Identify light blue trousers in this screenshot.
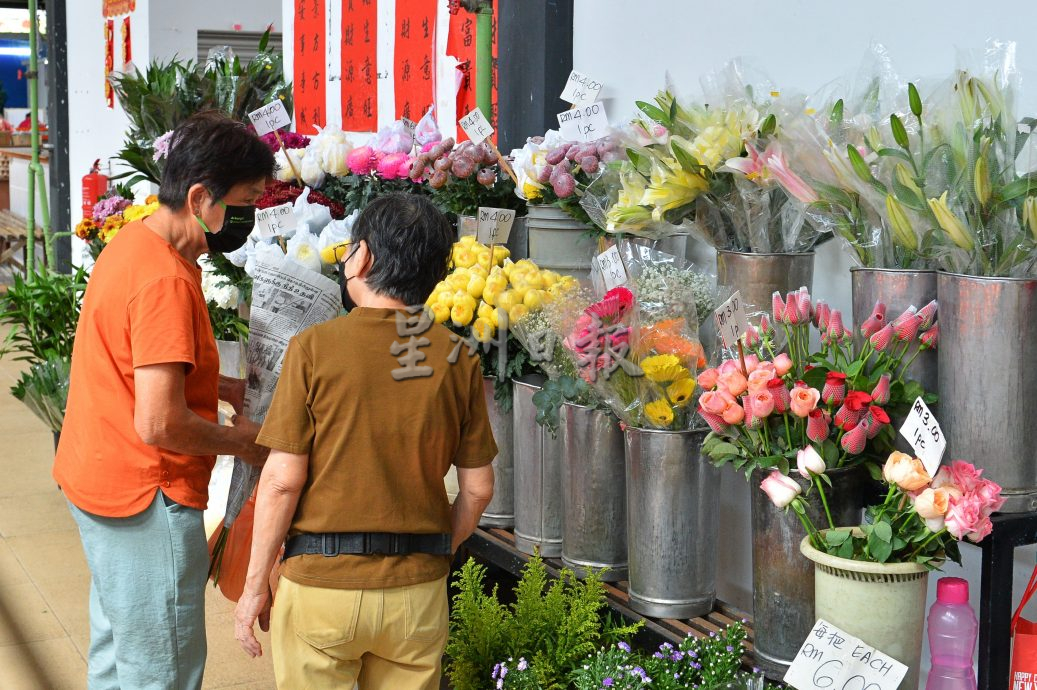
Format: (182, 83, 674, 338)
(68, 489, 208, 690)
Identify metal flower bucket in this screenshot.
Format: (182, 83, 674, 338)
(937, 271, 1037, 512)
(512, 375, 563, 557)
(560, 402, 627, 581)
(715, 250, 815, 315)
(525, 204, 597, 283)
(479, 376, 514, 528)
(624, 426, 719, 618)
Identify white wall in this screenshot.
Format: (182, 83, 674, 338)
(573, 0, 1037, 682)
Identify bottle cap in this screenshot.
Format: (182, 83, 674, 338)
(937, 577, 969, 605)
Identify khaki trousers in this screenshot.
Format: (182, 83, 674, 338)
(271, 575, 449, 690)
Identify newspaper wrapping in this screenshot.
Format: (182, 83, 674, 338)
(221, 256, 341, 527)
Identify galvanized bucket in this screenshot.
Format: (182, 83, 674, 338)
(624, 427, 719, 619)
(851, 267, 937, 392)
(938, 271, 1037, 512)
(512, 375, 564, 557)
(526, 204, 597, 282)
(560, 402, 627, 581)
(750, 466, 870, 679)
(479, 376, 515, 528)
(715, 250, 815, 315)
(457, 215, 528, 261)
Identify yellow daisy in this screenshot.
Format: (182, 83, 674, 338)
(640, 354, 689, 383)
(667, 378, 696, 407)
(644, 399, 674, 427)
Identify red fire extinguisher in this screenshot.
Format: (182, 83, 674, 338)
(81, 160, 109, 220)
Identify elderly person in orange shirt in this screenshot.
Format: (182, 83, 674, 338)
(55, 112, 271, 690)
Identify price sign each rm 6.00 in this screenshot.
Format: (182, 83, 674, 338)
(713, 290, 749, 350)
(783, 619, 908, 690)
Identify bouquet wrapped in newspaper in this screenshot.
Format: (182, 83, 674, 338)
(208, 244, 341, 592)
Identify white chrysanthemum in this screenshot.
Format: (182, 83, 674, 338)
(286, 227, 323, 274)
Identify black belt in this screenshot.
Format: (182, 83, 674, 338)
(283, 532, 452, 560)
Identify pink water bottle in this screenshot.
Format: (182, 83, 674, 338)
(925, 577, 977, 690)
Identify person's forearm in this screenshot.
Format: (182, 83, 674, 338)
(148, 408, 251, 458)
(450, 492, 492, 554)
(243, 466, 302, 595)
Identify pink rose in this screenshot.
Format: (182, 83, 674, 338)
(743, 354, 761, 373)
(870, 374, 891, 405)
(718, 370, 748, 397)
(754, 361, 776, 380)
(768, 379, 791, 414)
(797, 446, 826, 479)
(721, 402, 745, 425)
(718, 359, 741, 376)
(945, 494, 992, 542)
(790, 387, 821, 418)
(947, 460, 983, 493)
(747, 368, 773, 393)
(975, 479, 1005, 514)
(698, 368, 720, 390)
(760, 470, 801, 509)
(913, 487, 950, 520)
(750, 390, 775, 418)
(773, 353, 793, 377)
(700, 391, 730, 416)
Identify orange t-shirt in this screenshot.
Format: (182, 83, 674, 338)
(53, 221, 219, 517)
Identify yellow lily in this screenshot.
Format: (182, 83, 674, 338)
(927, 192, 975, 251)
(885, 195, 918, 252)
(894, 163, 923, 199)
(640, 157, 708, 221)
(973, 157, 991, 205)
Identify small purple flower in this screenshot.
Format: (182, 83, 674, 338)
(92, 195, 130, 224)
(152, 130, 175, 161)
(618, 642, 631, 653)
(517, 658, 528, 671)
(726, 645, 734, 652)
(653, 652, 664, 659)
(671, 651, 685, 661)
(492, 663, 501, 679)
(602, 679, 614, 688)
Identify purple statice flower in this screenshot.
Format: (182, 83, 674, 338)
(92, 195, 130, 224)
(617, 642, 631, 653)
(152, 130, 175, 161)
(671, 650, 685, 662)
(653, 652, 664, 659)
(492, 663, 501, 680)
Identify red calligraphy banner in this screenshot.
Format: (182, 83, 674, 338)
(293, 0, 326, 135)
(340, 0, 377, 131)
(447, 3, 498, 142)
(104, 19, 115, 109)
(393, 0, 435, 122)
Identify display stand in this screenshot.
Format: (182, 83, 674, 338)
(979, 511, 1037, 690)
(461, 527, 755, 664)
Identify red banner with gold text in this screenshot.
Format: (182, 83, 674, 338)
(447, 2, 497, 142)
(340, 0, 378, 131)
(393, 0, 435, 122)
(293, 0, 326, 134)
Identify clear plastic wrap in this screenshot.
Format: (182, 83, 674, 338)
(291, 187, 333, 238)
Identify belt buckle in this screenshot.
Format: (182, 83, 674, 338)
(321, 533, 339, 557)
(368, 533, 391, 554)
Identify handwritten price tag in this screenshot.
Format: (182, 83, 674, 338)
(248, 100, 292, 137)
(783, 619, 908, 690)
(401, 117, 417, 146)
(557, 102, 609, 143)
(458, 107, 494, 145)
(476, 207, 516, 245)
(595, 245, 628, 291)
(560, 70, 603, 106)
(898, 397, 946, 478)
(713, 291, 750, 350)
(255, 203, 297, 239)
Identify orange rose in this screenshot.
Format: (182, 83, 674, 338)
(913, 487, 950, 520)
(883, 452, 931, 492)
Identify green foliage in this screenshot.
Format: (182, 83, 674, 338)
(446, 555, 642, 690)
(321, 174, 428, 217)
(0, 269, 87, 365)
(531, 375, 595, 436)
(11, 357, 70, 433)
(430, 174, 526, 218)
(208, 303, 249, 342)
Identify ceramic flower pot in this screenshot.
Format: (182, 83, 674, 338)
(526, 204, 597, 283)
(560, 402, 627, 581)
(512, 375, 563, 557)
(937, 271, 1037, 512)
(624, 427, 719, 618)
(801, 534, 930, 690)
(749, 465, 870, 680)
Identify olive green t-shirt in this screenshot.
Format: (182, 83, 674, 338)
(256, 306, 497, 589)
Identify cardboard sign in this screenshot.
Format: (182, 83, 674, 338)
(476, 207, 516, 245)
(560, 70, 603, 106)
(713, 290, 750, 350)
(255, 203, 298, 240)
(458, 107, 494, 145)
(595, 245, 628, 291)
(248, 101, 292, 137)
(899, 397, 946, 478)
(557, 102, 609, 143)
(783, 619, 909, 690)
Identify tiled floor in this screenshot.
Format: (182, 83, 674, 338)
(0, 352, 275, 688)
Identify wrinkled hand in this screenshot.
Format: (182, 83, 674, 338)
(230, 415, 269, 468)
(234, 587, 271, 658)
(218, 375, 247, 416)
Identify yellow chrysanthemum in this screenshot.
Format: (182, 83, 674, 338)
(640, 354, 689, 383)
(644, 399, 674, 427)
(667, 378, 696, 408)
(123, 201, 160, 223)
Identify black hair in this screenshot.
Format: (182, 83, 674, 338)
(350, 193, 454, 306)
(158, 111, 276, 210)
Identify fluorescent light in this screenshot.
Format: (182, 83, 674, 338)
(0, 47, 30, 57)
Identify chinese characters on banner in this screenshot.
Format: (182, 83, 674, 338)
(393, 0, 436, 122)
(104, 19, 115, 109)
(447, 0, 498, 142)
(121, 16, 132, 69)
(340, 0, 377, 131)
(293, 0, 326, 134)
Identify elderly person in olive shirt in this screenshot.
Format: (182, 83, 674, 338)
(234, 194, 496, 690)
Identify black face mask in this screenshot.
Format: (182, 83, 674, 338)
(339, 268, 357, 312)
(203, 204, 256, 254)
